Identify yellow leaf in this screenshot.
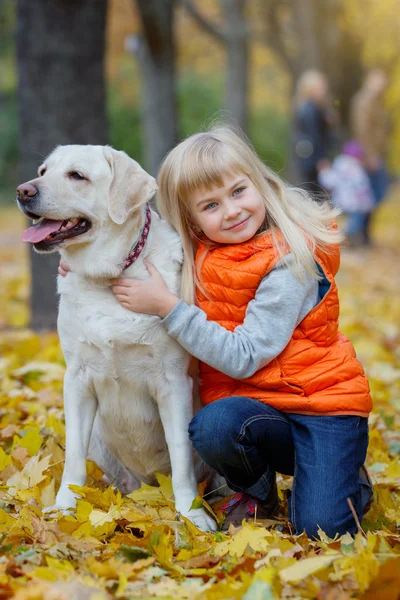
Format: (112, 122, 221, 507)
(119, 503, 152, 523)
(40, 478, 56, 507)
(12, 361, 65, 384)
(13, 427, 43, 456)
(151, 530, 184, 575)
(155, 472, 174, 498)
(279, 555, 337, 584)
(89, 507, 118, 526)
(116, 572, 128, 597)
(362, 557, 400, 600)
(127, 482, 166, 505)
(7, 453, 51, 488)
(0, 447, 12, 472)
(214, 523, 271, 557)
(352, 549, 380, 593)
(72, 521, 93, 538)
(30, 566, 58, 582)
(69, 484, 121, 510)
(46, 556, 74, 576)
(386, 459, 400, 480)
(17, 486, 41, 503)
(0, 507, 17, 532)
(76, 499, 93, 523)
(46, 414, 65, 439)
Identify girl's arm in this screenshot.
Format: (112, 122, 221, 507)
(112, 255, 319, 380)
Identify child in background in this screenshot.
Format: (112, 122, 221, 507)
(318, 140, 375, 246)
(60, 127, 373, 538)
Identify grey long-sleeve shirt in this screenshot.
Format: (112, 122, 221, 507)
(161, 254, 320, 379)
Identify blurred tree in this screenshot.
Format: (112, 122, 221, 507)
(344, 0, 400, 171)
(258, 0, 362, 125)
(183, 0, 249, 133)
(0, 0, 18, 195)
(131, 0, 178, 175)
(16, 0, 108, 331)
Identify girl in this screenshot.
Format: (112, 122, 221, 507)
(318, 140, 375, 247)
(61, 127, 373, 538)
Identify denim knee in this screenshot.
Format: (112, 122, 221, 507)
(189, 399, 239, 466)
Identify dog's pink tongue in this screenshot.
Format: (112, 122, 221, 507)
(22, 219, 63, 243)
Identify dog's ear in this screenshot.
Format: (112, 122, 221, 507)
(103, 147, 157, 225)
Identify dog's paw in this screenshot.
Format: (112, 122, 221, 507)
(180, 507, 217, 532)
(43, 485, 78, 517)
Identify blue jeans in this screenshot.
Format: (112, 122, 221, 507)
(346, 164, 390, 243)
(368, 164, 390, 205)
(189, 397, 371, 538)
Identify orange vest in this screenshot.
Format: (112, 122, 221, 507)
(196, 232, 372, 416)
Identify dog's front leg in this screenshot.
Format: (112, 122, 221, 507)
(52, 367, 97, 511)
(156, 374, 216, 532)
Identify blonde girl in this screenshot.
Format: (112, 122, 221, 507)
(66, 126, 373, 536)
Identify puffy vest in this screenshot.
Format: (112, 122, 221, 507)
(196, 232, 372, 416)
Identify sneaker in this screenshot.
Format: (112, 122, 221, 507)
(360, 464, 374, 514)
(220, 481, 279, 530)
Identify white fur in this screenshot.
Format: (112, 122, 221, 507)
(19, 145, 216, 531)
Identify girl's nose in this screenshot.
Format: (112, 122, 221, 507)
(224, 205, 241, 220)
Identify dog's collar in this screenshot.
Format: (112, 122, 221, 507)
(123, 203, 152, 270)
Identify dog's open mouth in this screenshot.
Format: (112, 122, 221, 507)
(22, 215, 92, 249)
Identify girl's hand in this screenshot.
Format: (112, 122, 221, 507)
(111, 259, 179, 318)
(58, 258, 71, 277)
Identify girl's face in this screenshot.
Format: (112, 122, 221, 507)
(189, 173, 266, 244)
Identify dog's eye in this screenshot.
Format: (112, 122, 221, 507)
(39, 168, 46, 177)
(69, 171, 86, 181)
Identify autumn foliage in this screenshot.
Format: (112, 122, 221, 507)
(1, 196, 400, 598)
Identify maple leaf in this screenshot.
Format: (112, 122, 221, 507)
(12, 427, 43, 456)
(214, 523, 272, 557)
(6, 453, 51, 489)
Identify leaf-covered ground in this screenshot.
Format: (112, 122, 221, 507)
(1, 195, 400, 599)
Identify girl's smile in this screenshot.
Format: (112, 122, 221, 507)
(190, 174, 266, 244)
(225, 215, 251, 231)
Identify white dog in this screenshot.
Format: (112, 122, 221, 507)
(17, 145, 216, 531)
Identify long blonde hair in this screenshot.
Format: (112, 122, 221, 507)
(157, 126, 343, 304)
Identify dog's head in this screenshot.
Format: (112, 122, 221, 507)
(16, 145, 157, 253)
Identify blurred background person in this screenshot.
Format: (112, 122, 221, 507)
(350, 69, 391, 245)
(292, 69, 338, 198)
(318, 140, 375, 247)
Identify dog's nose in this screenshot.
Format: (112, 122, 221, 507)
(16, 182, 38, 204)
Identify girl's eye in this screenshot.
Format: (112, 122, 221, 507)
(233, 186, 245, 196)
(204, 202, 218, 211)
(69, 171, 86, 181)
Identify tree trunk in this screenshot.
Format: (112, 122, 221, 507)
(290, 0, 362, 126)
(221, 0, 249, 134)
(16, 0, 108, 331)
(135, 0, 178, 176)
(314, 0, 362, 127)
(291, 0, 322, 74)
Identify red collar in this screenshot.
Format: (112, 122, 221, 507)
(123, 204, 151, 270)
